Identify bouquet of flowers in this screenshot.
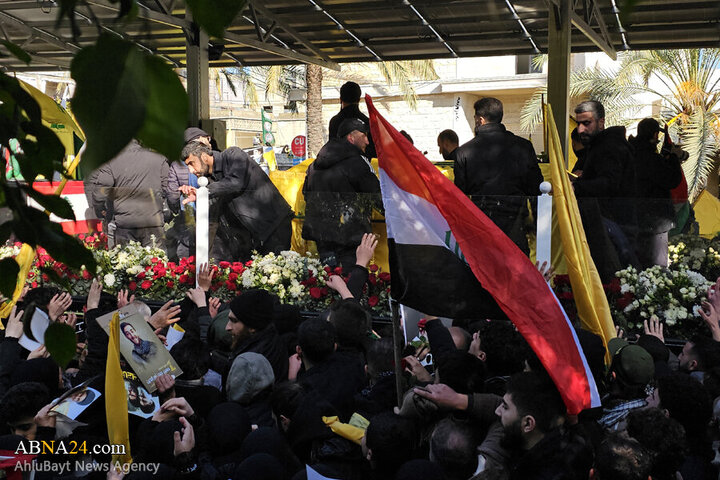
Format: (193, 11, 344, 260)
(668, 234, 720, 281)
(610, 265, 712, 339)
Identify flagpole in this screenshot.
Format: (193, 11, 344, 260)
(390, 298, 404, 407)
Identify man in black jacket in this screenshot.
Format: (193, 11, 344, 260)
(454, 98, 543, 254)
(328, 82, 376, 159)
(629, 118, 683, 268)
(88, 139, 169, 249)
(302, 118, 380, 268)
(572, 100, 640, 269)
(180, 143, 293, 262)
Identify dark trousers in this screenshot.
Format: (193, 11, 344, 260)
(256, 217, 292, 255)
(115, 226, 166, 250)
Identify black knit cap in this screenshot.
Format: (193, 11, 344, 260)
(184, 127, 210, 144)
(229, 289, 275, 330)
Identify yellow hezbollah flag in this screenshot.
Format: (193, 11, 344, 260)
(0, 244, 36, 323)
(263, 146, 278, 172)
(546, 105, 615, 360)
(105, 313, 132, 466)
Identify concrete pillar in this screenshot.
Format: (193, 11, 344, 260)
(547, 0, 571, 162)
(186, 23, 210, 126)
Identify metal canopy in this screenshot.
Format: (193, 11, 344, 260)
(0, 0, 717, 71)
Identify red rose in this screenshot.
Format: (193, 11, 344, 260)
(245, 260, 253, 267)
(333, 267, 343, 275)
(82, 269, 92, 280)
(226, 281, 237, 291)
(145, 265, 152, 271)
(228, 273, 238, 282)
(309, 287, 322, 299)
(369, 264, 379, 272)
(141, 280, 152, 290)
(167, 280, 174, 288)
(86, 236, 96, 243)
(616, 292, 634, 310)
(188, 256, 195, 264)
(306, 276, 317, 286)
(232, 265, 244, 274)
(219, 261, 230, 269)
(368, 296, 379, 307)
(378, 272, 391, 282)
(31, 281, 38, 288)
(323, 266, 332, 274)
(368, 275, 377, 285)
(417, 318, 428, 330)
(151, 257, 159, 264)
(608, 277, 621, 294)
(167, 262, 176, 269)
(129, 281, 137, 291)
(137, 272, 146, 280)
(179, 274, 189, 284)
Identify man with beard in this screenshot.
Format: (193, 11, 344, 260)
(454, 97, 543, 254)
(494, 372, 591, 480)
(223, 289, 287, 381)
(180, 142, 293, 262)
(572, 100, 639, 269)
(677, 334, 720, 382)
(437, 129, 459, 161)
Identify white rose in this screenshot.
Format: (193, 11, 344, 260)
(103, 273, 116, 287)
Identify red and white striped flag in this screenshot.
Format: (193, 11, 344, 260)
(367, 95, 600, 414)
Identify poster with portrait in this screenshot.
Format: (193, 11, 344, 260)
(123, 371, 160, 418)
(97, 310, 182, 393)
(51, 377, 102, 420)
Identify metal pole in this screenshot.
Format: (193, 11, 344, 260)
(390, 299, 405, 408)
(196, 176, 209, 286)
(536, 181, 553, 268)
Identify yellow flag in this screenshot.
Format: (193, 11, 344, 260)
(106, 313, 132, 466)
(0, 244, 37, 323)
(322, 416, 366, 445)
(263, 146, 278, 172)
(546, 105, 615, 361)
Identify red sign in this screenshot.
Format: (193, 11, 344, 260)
(291, 135, 306, 157)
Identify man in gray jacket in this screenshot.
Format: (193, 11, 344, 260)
(87, 139, 169, 248)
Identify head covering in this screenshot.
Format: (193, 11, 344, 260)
(227, 352, 275, 404)
(637, 118, 661, 140)
(233, 453, 286, 480)
(184, 127, 210, 144)
(229, 289, 275, 330)
(337, 118, 369, 138)
(610, 340, 655, 387)
(240, 427, 300, 474)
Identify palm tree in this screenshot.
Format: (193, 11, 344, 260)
(521, 49, 720, 200)
(306, 64, 324, 157)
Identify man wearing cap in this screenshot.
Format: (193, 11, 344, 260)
(597, 338, 655, 431)
(180, 142, 293, 261)
(224, 289, 287, 381)
(302, 117, 381, 268)
(328, 81, 376, 159)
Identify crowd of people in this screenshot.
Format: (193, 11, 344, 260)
(0, 81, 714, 480)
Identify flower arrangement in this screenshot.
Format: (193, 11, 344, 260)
(609, 265, 712, 339)
(668, 234, 720, 281)
(0, 239, 393, 316)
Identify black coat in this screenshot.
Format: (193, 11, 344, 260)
(208, 147, 293, 242)
(629, 136, 682, 232)
(228, 324, 288, 383)
(454, 123, 543, 249)
(573, 126, 637, 228)
(302, 138, 380, 247)
(328, 104, 376, 159)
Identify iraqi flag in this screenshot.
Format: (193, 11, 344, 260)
(367, 96, 600, 414)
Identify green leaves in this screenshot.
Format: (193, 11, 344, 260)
(0, 258, 19, 298)
(1, 41, 31, 65)
(71, 34, 188, 177)
(185, 0, 249, 38)
(23, 185, 76, 220)
(45, 322, 77, 368)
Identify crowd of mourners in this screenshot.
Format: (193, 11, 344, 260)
(1, 227, 720, 480)
(0, 82, 717, 480)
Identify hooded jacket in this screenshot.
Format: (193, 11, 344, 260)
(302, 138, 380, 246)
